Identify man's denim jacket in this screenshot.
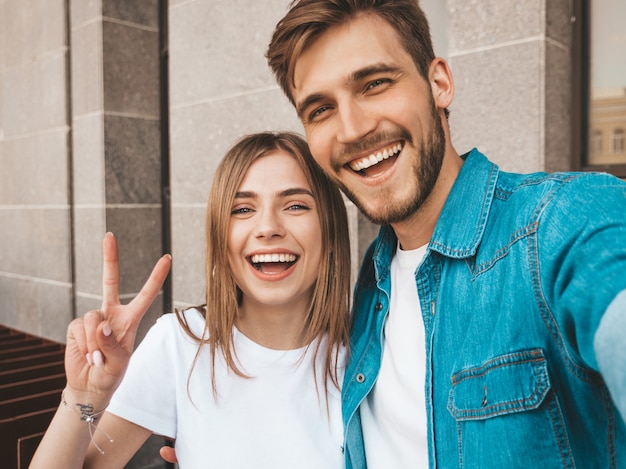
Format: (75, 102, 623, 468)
(342, 149, 626, 468)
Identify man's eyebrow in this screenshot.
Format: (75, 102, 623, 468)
(349, 63, 402, 84)
(295, 63, 403, 118)
(296, 93, 326, 119)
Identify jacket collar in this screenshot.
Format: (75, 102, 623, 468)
(373, 149, 498, 270)
(430, 148, 499, 259)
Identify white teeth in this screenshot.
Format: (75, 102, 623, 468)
(349, 143, 403, 171)
(251, 253, 297, 264)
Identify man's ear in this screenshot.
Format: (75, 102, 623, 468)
(429, 57, 454, 109)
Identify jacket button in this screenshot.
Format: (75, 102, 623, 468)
(356, 373, 365, 383)
(375, 303, 382, 311)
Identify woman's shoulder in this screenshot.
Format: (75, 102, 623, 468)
(152, 307, 207, 341)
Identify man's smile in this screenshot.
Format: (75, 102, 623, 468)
(347, 142, 403, 177)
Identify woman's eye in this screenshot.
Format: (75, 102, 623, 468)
(231, 207, 253, 215)
(287, 203, 310, 211)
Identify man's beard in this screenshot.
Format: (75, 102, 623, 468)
(341, 109, 446, 226)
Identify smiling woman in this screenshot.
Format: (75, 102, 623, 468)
(30, 132, 352, 469)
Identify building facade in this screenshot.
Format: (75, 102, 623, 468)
(0, 0, 597, 466)
(0, 0, 581, 342)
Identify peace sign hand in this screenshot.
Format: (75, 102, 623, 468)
(63, 233, 171, 406)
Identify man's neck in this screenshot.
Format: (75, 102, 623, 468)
(393, 148, 463, 250)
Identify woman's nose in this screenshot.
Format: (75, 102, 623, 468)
(254, 211, 285, 239)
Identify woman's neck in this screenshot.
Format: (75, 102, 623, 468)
(235, 303, 309, 350)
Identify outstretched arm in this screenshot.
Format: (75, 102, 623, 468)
(30, 233, 171, 468)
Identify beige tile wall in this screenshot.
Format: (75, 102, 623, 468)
(0, 0, 577, 341)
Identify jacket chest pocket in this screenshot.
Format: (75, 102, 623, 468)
(448, 349, 550, 420)
(446, 349, 574, 468)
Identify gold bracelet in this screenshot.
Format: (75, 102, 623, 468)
(61, 388, 114, 454)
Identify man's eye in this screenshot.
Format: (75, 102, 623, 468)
(367, 78, 391, 90)
(309, 105, 330, 121)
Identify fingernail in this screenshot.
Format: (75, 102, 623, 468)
(86, 353, 94, 366)
(93, 350, 104, 368)
(103, 323, 112, 337)
(105, 232, 114, 238)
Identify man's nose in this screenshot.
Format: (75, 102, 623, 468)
(336, 99, 377, 143)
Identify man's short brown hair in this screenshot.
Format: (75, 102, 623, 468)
(266, 0, 436, 105)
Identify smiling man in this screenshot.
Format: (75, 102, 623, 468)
(267, 0, 626, 468)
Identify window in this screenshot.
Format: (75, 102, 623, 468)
(613, 128, 625, 154)
(591, 129, 603, 156)
(574, 0, 626, 176)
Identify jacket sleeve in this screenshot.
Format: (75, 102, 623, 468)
(538, 173, 626, 423)
(595, 289, 626, 422)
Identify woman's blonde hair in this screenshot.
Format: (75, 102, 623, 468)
(177, 131, 351, 395)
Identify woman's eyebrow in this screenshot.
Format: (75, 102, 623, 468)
(234, 187, 313, 199)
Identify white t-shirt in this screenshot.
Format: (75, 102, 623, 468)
(107, 310, 346, 469)
(360, 243, 429, 467)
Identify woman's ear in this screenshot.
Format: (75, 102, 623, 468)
(429, 57, 454, 110)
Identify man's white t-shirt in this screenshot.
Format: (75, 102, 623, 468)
(360, 243, 429, 467)
(107, 310, 345, 469)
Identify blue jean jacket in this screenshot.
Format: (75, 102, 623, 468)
(342, 149, 626, 468)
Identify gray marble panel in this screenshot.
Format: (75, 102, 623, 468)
(73, 207, 163, 299)
(449, 41, 543, 173)
(2, 0, 29, 68)
(0, 63, 29, 136)
(0, 207, 71, 282)
(0, 275, 72, 342)
(70, 0, 101, 28)
(102, 21, 159, 116)
(38, 0, 67, 54)
(448, 0, 542, 53)
(169, 88, 300, 205)
(135, 294, 167, 346)
(168, 0, 288, 106)
(170, 206, 206, 307)
(38, 281, 74, 342)
(0, 209, 29, 273)
(2, 51, 68, 136)
(0, 142, 9, 203)
(105, 206, 163, 295)
(544, 42, 572, 172)
(0, 277, 19, 328)
(75, 295, 101, 320)
(73, 206, 107, 296)
(0, 129, 69, 205)
(70, 20, 104, 117)
(104, 114, 161, 204)
(546, 0, 572, 46)
(103, 0, 158, 29)
(0, 1, 5, 70)
(73, 114, 106, 206)
(0, 276, 38, 333)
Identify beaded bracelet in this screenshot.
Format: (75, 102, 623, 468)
(61, 388, 114, 454)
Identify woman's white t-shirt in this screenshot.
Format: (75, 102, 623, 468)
(107, 310, 346, 469)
